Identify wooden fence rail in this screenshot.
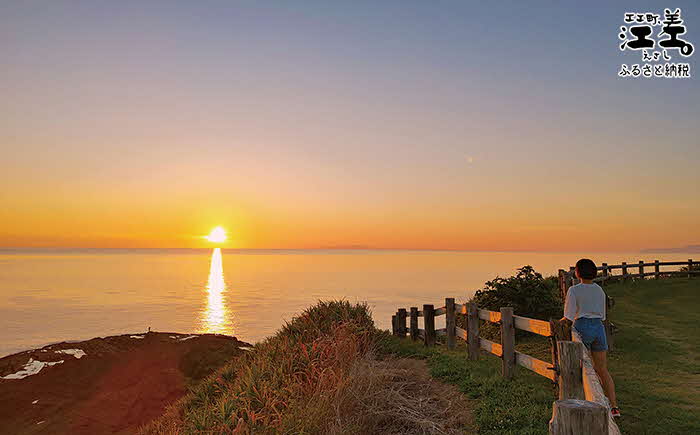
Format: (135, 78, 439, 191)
(571, 330, 621, 435)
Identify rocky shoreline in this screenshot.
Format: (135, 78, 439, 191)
(0, 332, 250, 434)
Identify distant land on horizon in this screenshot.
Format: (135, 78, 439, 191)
(640, 245, 700, 254)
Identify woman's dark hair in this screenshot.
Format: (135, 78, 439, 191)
(576, 258, 598, 280)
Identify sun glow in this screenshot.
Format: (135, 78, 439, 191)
(205, 226, 227, 243)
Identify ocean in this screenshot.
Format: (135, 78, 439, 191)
(0, 248, 694, 357)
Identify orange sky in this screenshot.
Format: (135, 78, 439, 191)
(1, 3, 698, 251)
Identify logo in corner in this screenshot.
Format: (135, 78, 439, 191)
(618, 8, 694, 78)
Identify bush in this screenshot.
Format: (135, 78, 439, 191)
(470, 265, 562, 321)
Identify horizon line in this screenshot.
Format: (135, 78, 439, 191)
(2, 246, 697, 254)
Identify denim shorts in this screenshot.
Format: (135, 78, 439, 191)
(573, 317, 608, 352)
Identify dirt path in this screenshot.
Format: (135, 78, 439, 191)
(339, 356, 476, 434)
(0, 332, 249, 435)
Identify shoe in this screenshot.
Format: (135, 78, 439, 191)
(611, 407, 621, 418)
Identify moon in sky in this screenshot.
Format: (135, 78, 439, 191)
(205, 226, 227, 243)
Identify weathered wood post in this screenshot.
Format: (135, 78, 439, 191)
(621, 262, 628, 280)
(500, 307, 515, 380)
(549, 399, 608, 435)
(557, 341, 584, 400)
(601, 263, 608, 280)
(557, 269, 567, 301)
(549, 319, 568, 385)
(397, 308, 407, 338)
(654, 260, 660, 279)
(467, 302, 479, 360)
(549, 319, 559, 385)
(638, 260, 644, 280)
(445, 298, 456, 349)
(409, 307, 419, 341)
(391, 314, 397, 336)
(423, 304, 436, 347)
(689, 259, 694, 278)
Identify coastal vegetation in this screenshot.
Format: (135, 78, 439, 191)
(143, 301, 472, 434)
(144, 270, 699, 434)
(470, 266, 561, 321)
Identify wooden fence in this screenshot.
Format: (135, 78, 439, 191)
(390, 300, 620, 434)
(390, 260, 697, 432)
(558, 258, 698, 299)
(391, 299, 558, 381)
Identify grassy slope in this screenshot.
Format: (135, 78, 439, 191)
(143, 301, 377, 434)
(604, 278, 700, 434)
(382, 278, 700, 434)
(143, 301, 474, 434)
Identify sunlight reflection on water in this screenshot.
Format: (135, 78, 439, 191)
(200, 248, 232, 334)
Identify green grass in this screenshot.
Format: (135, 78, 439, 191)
(377, 335, 555, 434)
(604, 278, 700, 434)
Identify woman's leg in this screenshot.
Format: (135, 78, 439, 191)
(591, 350, 618, 408)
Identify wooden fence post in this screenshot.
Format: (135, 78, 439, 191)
(601, 263, 608, 280)
(445, 298, 456, 349)
(391, 314, 397, 336)
(557, 341, 584, 400)
(639, 260, 644, 279)
(549, 319, 563, 385)
(549, 399, 608, 435)
(621, 262, 628, 280)
(397, 308, 407, 337)
(500, 307, 515, 379)
(467, 302, 479, 360)
(557, 269, 566, 302)
(654, 260, 660, 279)
(689, 259, 694, 278)
(423, 304, 436, 347)
(410, 307, 418, 341)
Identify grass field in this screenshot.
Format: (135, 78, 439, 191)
(604, 277, 700, 434)
(382, 277, 700, 434)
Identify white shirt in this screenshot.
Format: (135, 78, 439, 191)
(564, 283, 606, 321)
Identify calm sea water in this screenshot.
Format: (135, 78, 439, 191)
(0, 248, 693, 356)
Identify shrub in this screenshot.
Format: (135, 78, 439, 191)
(470, 265, 562, 320)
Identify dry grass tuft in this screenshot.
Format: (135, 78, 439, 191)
(329, 356, 473, 434)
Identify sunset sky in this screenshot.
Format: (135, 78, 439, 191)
(1, 1, 698, 251)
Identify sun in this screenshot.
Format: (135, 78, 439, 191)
(205, 226, 227, 243)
